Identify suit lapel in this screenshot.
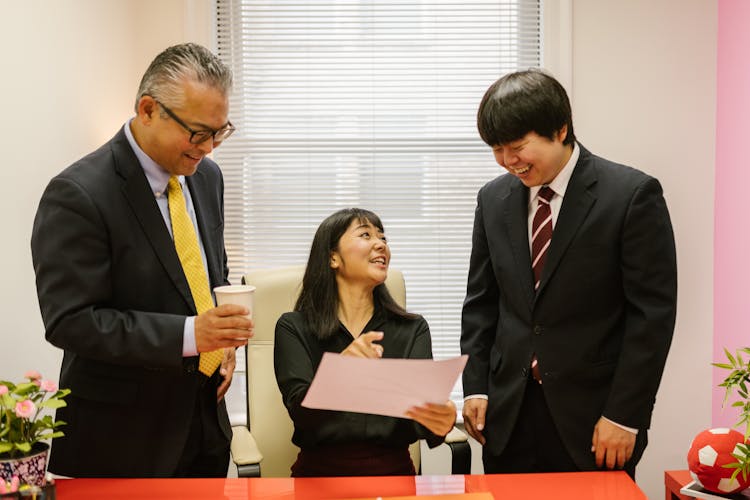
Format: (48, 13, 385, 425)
(535, 147, 598, 299)
(112, 131, 197, 313)
(504, 182, 536, 306)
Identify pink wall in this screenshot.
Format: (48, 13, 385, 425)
(713, 0, 750, 428)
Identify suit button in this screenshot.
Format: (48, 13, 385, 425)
(533, 325, 543, 335)
(184, 358, 197, 373)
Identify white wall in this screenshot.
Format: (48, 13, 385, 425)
(0, 0, 192, 379)
(0, 1, 715, 499)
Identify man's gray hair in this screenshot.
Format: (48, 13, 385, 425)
(134, 43, 233, 111)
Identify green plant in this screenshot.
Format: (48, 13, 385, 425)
(0, 371, 70, 458)
(714, 347, 750, 482)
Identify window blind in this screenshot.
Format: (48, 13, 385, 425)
(215, 0, 541, 410)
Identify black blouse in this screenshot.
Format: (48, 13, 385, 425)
(274, 307, 446, 451)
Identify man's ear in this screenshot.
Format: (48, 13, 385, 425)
(556, 124, 568, 144)
(137, 95, 158, 123)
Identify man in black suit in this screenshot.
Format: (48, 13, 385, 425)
(460, 69, 677, 477)
(31, 43, 253, 477)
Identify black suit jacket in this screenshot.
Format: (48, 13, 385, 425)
(460, 145, 677, 469)
(31, 128, 231, 477)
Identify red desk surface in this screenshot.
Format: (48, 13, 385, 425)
(56, 471, 647, 499)
(664, 470, 694, 500)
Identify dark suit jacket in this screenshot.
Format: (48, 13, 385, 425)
(31, 128, 231, 477)
(460, 145, 677, 470)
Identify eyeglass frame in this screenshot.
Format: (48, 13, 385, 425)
(154, 99, 235, 145)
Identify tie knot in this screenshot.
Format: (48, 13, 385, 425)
(168, 176, 181, 193)
(538, 186, 555, 203)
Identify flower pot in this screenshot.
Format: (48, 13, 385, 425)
(0, 443, 49, 487)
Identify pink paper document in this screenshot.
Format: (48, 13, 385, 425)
(301, 353, 468, 418)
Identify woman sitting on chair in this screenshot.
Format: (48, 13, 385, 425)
(274, 207, 457, 477)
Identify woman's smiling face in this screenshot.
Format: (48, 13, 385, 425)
(330, 218, 390, 288)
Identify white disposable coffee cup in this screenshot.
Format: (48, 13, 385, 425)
(213, 285, 255, 320)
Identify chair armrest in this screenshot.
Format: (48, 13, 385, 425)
(231, 426, 263, 477)
(445, 426, 469, 443)
(445, 426, 471, 474)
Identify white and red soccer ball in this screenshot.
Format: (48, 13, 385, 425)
(687, 428, 750, 494)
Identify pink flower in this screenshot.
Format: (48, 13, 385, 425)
(24, 370, 42, 381)
(0, 385, 7, 395)
(0, 477, 17, 493)
(14, 399, 35, 419)
(40, 379, 58, 392)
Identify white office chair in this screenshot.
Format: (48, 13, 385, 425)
(230, 265, 470, 477)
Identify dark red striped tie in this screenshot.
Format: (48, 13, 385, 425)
(530, 186, 555, 383)
(531, 186, 555, 291)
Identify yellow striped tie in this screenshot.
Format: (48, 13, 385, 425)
(168, 176, 223, 376)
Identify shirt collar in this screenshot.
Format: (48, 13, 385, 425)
(529, 142, 580, 203)
(123, 119, 184, 196)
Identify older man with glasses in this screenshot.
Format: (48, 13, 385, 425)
(31, 43, 253, 478)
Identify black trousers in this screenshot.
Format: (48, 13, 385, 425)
(482, 380, 639, 479)
(173, 374, 230, 478)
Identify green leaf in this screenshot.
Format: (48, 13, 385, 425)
(725, 347, 735, 365)
(36, 431, 64, 440)
(12, 383, 38, 397)
(1, 394, 14, 407)
(713, 363, 733, 369)
(14, 442, 31, 453)
(0, 442, 11, 454)
(36, 415, 54, 425)
(38, 398, 67, 409)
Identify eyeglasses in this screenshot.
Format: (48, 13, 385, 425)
(156, 100, 235, 145)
